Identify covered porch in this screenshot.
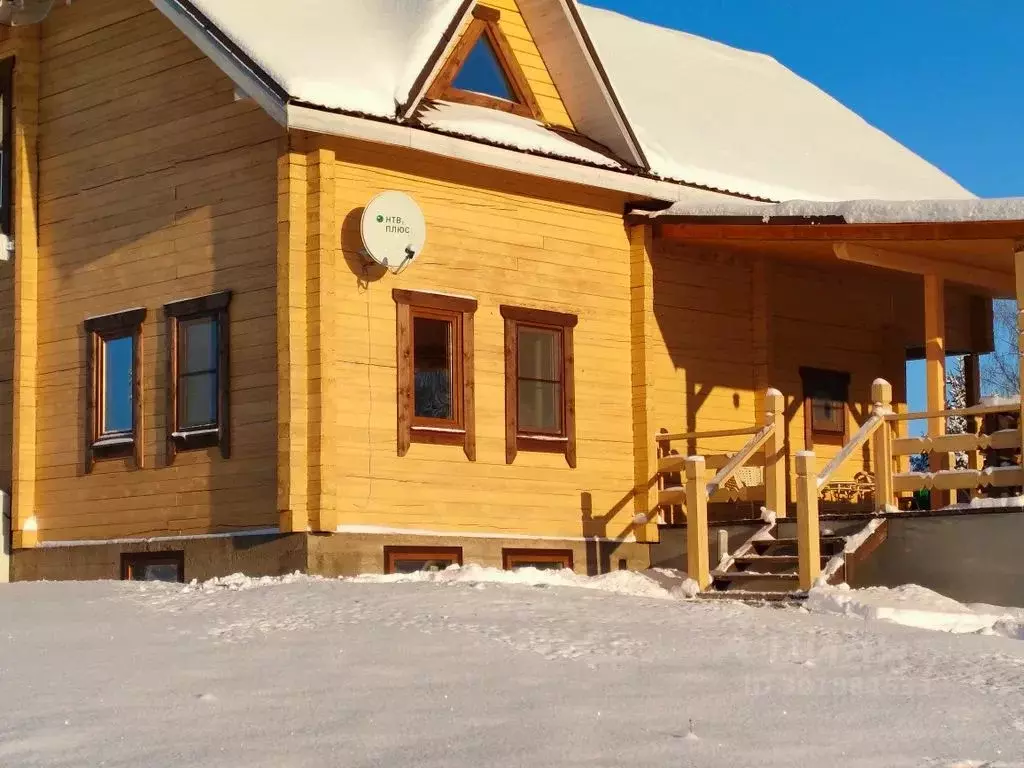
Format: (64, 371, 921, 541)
(629, 199, 1024, 592)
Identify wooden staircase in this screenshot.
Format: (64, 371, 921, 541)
(708, 520, 886, 596)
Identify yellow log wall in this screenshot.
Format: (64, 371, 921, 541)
(28, 0, 282, 542)
(649, 241, 759, 460)
(320, 136, 637, 540)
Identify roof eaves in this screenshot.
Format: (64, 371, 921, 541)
(397, 0, 477, 121)
(153, 0, 289, 123)
(562, 0, 649, 171)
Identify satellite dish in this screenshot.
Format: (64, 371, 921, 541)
(0, 0, 56, 26)
(360, 191, 427, 273)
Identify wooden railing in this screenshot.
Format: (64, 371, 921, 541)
(794, 379, 895, 590)
(795, 379, 1023, 591)
(655, 389, 786, 590)
(886, 400, 1023, 502)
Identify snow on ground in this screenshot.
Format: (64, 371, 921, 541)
(2, 571, 1024, 767)
(808, 584, 1024, 638)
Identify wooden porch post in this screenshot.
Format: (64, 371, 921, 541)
(794, 451, 821, 591)
(684, 456, 711, 591)
(1015, 247, 1024, 453)
(923, 274, 950, 508)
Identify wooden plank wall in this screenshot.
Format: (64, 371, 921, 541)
(648, 241, 758, 460)
(323, 136, 637, 541)
(770, 260, 910, 483)
(29, 0, 282, 541)
(486, 0, 576, 130)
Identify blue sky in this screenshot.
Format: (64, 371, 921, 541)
(588, 1, 1021, 420)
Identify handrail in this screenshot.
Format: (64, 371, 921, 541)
(656, 425, 761, 443)
(886, 402, 1020, 422)
(816, 410, 887, 490)
(707, 422, 775, 496)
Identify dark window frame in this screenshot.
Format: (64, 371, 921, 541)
(501, 306, 577, 467)
(799, 366, 851, 448)
(394, 289, 477, 461)
(425, 6, 542, 120)
(121, 551, 185, 583)
(165, 291, 232, 461)
(502, 548, 574, 571)
(84, 308, 147, 472)
(384, 546, 464, 575)
(0, 57, 13, 244)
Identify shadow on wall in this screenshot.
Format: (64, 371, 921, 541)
(40, 39, 284, 539)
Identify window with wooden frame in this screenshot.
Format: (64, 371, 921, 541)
(501, 306, 577, 467)
(800, 367, 851, 447)
(85, 308, 146, 471)
(165, 291, 231, 460)
(425, 5, 542, 120)
(0, 57, 13, 249)
(384, 546, 464, 575)
(121, 551, 185, 583)
(394, 289, 477, 460)
(502, 548, 574, 572)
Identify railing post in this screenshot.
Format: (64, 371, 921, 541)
(871, 378, 894, 513)
(764, 388, 787, 518)
(684, 456, 711, 591)
(795, 451, 821, 591)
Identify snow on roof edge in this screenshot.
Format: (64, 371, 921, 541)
(642, 197, 1024, 225)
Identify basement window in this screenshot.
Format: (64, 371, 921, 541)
(394, 289, 477, 460)
(502, 549, 573, 571)
(165, 291, 232, 460)
(85, 308, 147, 470)
(800, 367, 851, 447)
(121, 552, 185, 583)
(384, 546, 463, 575)
(501, 306, 578, 467)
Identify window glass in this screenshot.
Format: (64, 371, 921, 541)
(452, 35, 516, 101)
(102, 335, 134, 435)
(517, 327, 562, 433)
(392, 558, 456, 574)
(413, 316, 453, 420)
(178, 316, 219, 430)
(138, 562, 181, 582)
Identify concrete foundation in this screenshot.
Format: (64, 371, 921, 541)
(11, 531, 651, 582)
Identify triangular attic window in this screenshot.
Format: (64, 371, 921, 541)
(426, 5, 541, 120)
(452, 35, 516, 102)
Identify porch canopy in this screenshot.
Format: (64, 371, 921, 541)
(633, 196, 1024, 469)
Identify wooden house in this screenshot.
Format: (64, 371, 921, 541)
(2, 0, 1022, 589)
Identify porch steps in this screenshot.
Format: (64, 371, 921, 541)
(709, 521, 885, 595)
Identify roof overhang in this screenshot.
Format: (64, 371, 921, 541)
(634, 199, 1024, 299)
(153, 0, 288, 125)
(288, 103, 730, 204)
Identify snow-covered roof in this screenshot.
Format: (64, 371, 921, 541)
(644, 197, 1024, 225)
(578, 6, 974, 202)
(189, 0, 466, 117)
(417, 101, 626, 169)
(179, 0, 976, 204)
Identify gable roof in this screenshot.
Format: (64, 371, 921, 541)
(161, 0, 974, 204)
(185, 0, 470, 118)
(579, 6, 973, 202)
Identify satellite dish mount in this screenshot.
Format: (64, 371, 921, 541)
(0, 0, 56, 26)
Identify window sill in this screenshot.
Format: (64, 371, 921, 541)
(170, 428, 221, 451)
(91, 435, 136, 462)
(411, 426, 467, 447)
(516, 434, 569, 453)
